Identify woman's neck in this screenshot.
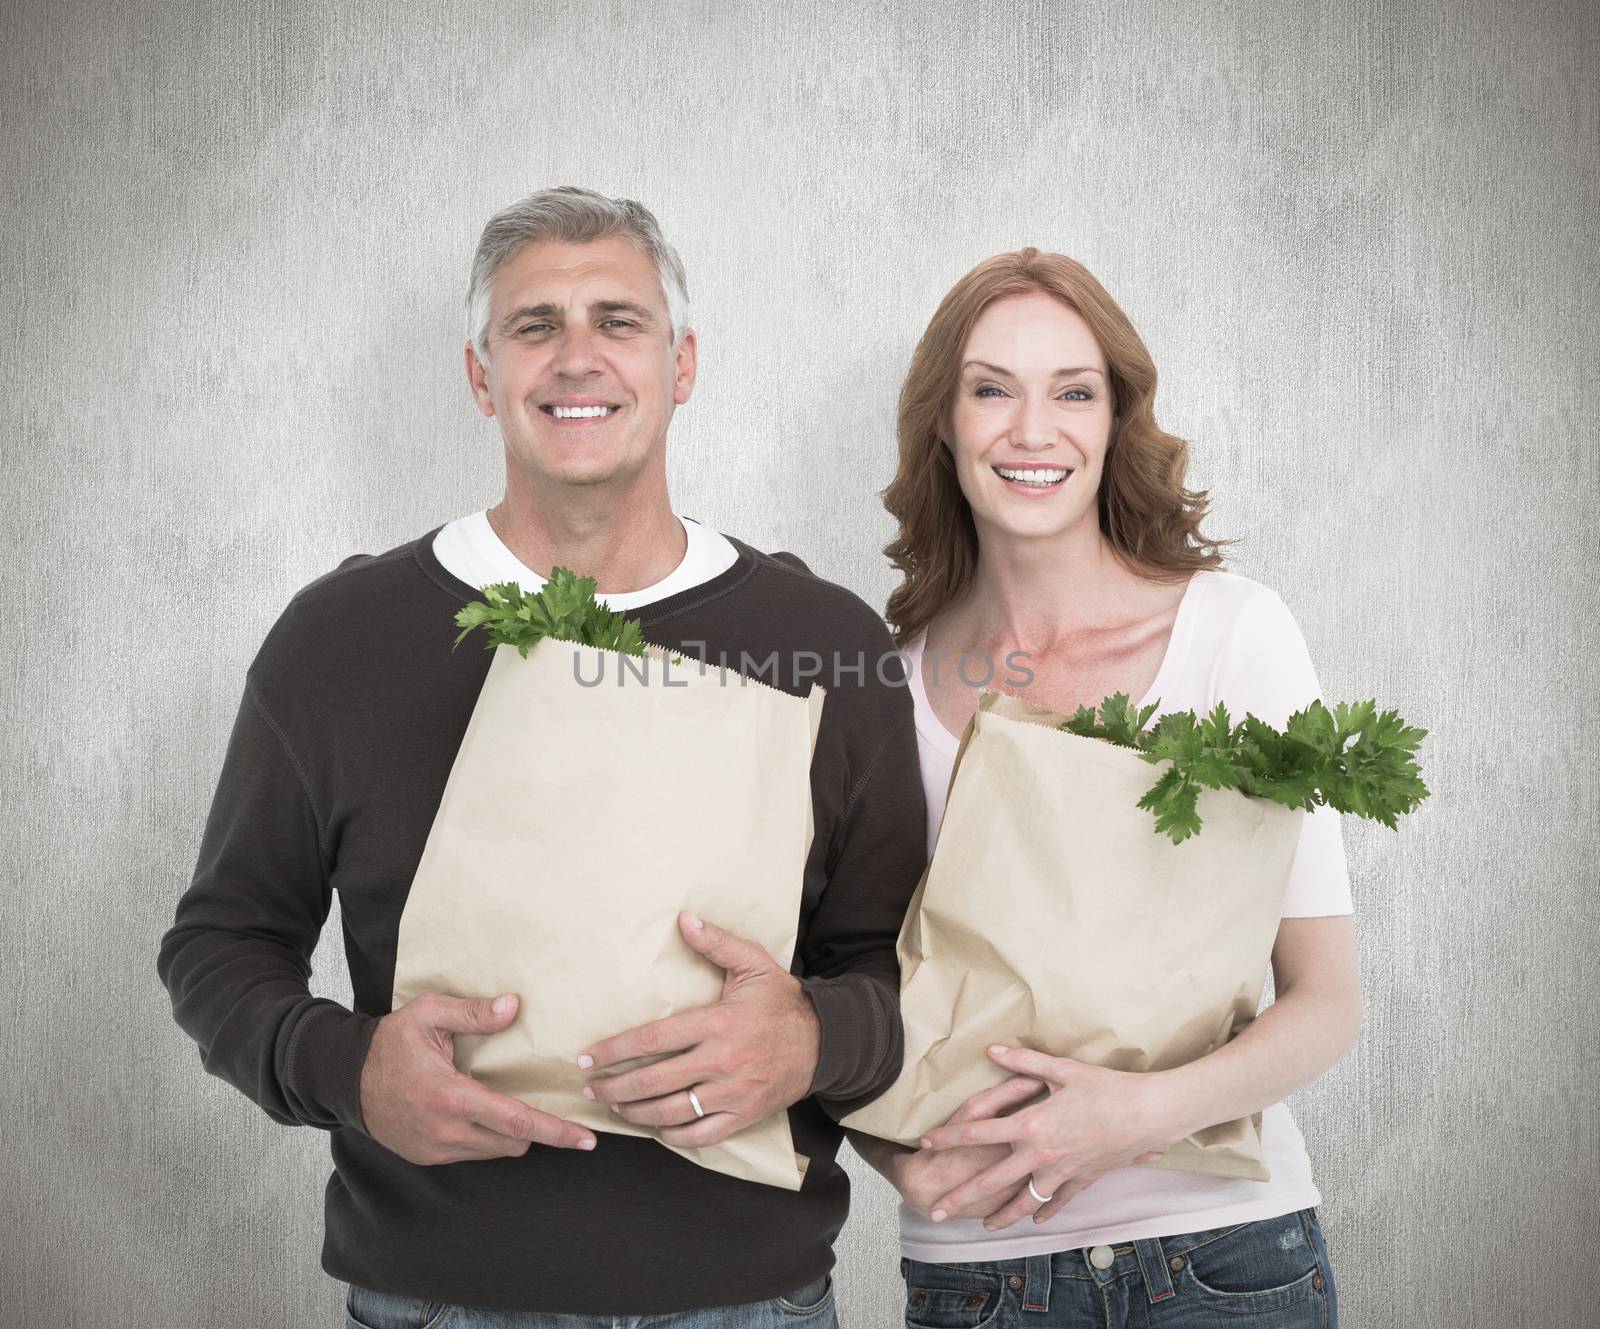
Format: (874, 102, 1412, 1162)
(938, 521, 1151, 657)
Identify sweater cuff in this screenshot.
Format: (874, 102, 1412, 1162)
(800, 973, 899, 1106)
(284, 1001, 381, 1134)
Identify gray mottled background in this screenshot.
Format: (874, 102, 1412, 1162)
(4, 0, 1596, 1325)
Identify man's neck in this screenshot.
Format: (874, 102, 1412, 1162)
(486, 481, 687, 595)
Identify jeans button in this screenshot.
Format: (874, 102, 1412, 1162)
(1089, 1245, 1115, 1269)
(1168, 1255, 1185, 1272)
(1008, 1275, 1024, 1289)
(1313, 1273, 1325, 1292)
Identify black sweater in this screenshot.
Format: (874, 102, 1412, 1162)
(156, 524, 927, 1314)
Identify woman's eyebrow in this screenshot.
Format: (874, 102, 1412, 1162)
(961, 359, 1105, 378)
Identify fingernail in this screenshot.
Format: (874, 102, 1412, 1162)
(918, 1138, 933, 1150)
(685, 912, 703, 930)
(989, 1044, 1008, 1054)
(577, 1054, 594, 1069)
(578, 1137, 596, 1151)
(493, 995, 513, 1015)
(931, 1209, 947, 1223)
(582, 1086, 595, 1100)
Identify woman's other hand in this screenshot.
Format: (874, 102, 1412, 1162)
(889, 1073, 1046, 1220)
(917, 1046, 1173, 1230)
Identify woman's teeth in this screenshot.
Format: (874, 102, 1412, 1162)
(548, 405, 617, 419)
(996, 466, 1069, 487)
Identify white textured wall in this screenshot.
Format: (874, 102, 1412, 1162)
(4, 0, 1596, 1325)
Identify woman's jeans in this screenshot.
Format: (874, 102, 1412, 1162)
(901, 1208, 1336, 1328)
(344, 1273, 837, 1329)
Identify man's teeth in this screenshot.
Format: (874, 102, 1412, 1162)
(997, 466, 1069, 486)
(549, 405, 615, 419)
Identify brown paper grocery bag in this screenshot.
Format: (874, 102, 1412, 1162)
(844, 688, 1303, 1181)
(393, 639, 826, 1191)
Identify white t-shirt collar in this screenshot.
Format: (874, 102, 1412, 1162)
(432, 509, 739, 610)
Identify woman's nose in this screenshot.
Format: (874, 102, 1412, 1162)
(1013, 395, 1058, 450)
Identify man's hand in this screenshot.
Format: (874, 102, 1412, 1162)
(360, 991, 596, 1165)
(580, 912, 820, 1147)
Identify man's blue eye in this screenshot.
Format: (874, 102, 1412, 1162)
(601, 319, 635, 330)
(518, 324, 552, 335)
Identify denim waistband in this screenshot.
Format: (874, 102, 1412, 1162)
(904, 1207, 1318, 1310)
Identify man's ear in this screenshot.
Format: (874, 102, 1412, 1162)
(672, 327, 698, 406)
(465, 341, 495, 418)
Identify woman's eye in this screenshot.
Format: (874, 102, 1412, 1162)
(974, 386, 1004, 398)
(1060, 388, 1092, 402)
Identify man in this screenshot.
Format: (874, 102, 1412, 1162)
(157, 186, 926, 1322)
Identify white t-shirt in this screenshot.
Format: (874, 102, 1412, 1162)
(432, 509, 738, 607)
(897, 567, 1353, 1263)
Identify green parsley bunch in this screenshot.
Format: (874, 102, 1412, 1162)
(452, 568, 646, 658)
(1061, 694, 1429, 845)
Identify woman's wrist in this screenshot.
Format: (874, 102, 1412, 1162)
(1134, 1067, 1198, 1147)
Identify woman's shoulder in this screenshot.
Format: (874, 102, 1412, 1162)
(1186, 568, 1323, 721)
(1180, 567, 1305, 655)
(1188, 566, 1292, 619)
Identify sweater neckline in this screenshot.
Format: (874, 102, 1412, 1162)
(411, 522, 763, 626)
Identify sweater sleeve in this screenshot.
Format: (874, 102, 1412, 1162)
(798, 707, 927, 1119)
(156, 674, 378, 1133)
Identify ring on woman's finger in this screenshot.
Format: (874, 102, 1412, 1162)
(687, 1087, 706, 1119)
(1027, 1176, 1055, 1204)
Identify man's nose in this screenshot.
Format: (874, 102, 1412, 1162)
(551, 325, 604, 376)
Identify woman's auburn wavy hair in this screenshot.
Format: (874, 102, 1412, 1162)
(882, 248, 1232, 646)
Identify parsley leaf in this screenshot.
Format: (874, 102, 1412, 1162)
(1060, 694, 1429, 843)
(451, 569, 646, 659)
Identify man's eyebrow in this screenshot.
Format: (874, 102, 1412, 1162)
(961, 359, 1105, 379)
(499, 300, 659, 333)
(592, 300, 658, 325)
(500, 304, 560, 332)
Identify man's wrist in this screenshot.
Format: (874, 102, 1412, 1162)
(791, 977, 823, 1098)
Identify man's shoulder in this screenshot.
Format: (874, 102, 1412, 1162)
(724, 536, 894, 650)
(251, 528, 456, 682)
(288, 529, 436, 610)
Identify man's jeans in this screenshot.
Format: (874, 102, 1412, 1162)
(900, 1208, 1337, 1327)
(345, 1274, 838, 1329)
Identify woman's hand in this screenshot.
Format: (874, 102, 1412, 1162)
(916, 1045, 1174, 1230)
(881, 1074, 1047, 1221)
(889, 1140, 1014, 1220)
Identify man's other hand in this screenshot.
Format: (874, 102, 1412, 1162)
(580, 912, 821, 1146)
(359, 992, 596, 1165)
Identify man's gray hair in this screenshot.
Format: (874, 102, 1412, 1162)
(465, 186, 690, 358)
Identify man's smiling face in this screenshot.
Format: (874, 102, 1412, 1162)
(466, 235, 696, 490)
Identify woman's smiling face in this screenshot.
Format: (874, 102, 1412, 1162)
(947, 291, 1115, 543)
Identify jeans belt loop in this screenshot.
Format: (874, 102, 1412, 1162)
(1133, 1237, 1177, 1303)
(1022, 1253, 1052, 1312)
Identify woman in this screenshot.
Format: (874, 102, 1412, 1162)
(850, 249, 1359, 1326)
